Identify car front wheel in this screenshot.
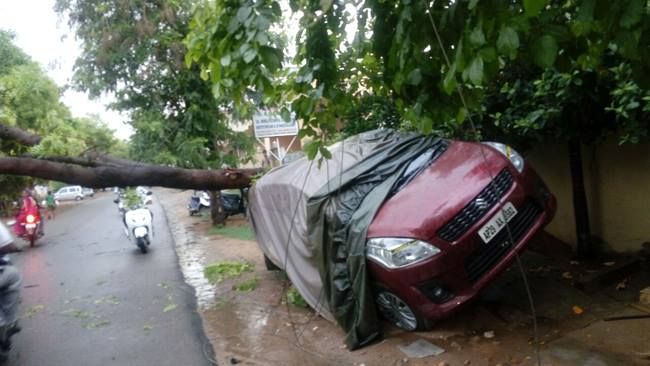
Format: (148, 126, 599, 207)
(375, 288, 433, 331)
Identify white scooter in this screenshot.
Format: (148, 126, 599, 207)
(124, 207, 153, 254)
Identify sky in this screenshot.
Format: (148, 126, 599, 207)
(0, 0, 133, 140)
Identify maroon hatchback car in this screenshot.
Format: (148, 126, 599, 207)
(250, 132, 555, 333)
(366, 141, 556, 330)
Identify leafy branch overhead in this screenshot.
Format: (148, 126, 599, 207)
(185, 0, 650, 149)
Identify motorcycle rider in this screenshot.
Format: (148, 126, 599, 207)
(0, 222, 22, 358)
(14, 189, 42, 237)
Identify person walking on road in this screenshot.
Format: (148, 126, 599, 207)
(45, 191, 56, 220)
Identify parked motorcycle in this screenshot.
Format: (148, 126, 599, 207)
(188, 191, 211, 216)
(221, 189, 248, 218)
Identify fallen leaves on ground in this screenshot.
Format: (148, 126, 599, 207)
(22, 304, 45, 319)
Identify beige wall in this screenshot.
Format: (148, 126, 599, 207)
(526, 138, 650, 252)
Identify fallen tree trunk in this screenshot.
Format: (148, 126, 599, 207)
(0, 157, 259, 190)
(0, 122, 262, 191)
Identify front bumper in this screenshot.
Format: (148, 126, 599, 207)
(367, 165, 556, 322)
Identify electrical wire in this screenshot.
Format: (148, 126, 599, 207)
(425, 2, 542, 365)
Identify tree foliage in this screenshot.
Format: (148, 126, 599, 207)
(185, 0, 650, 150)
(0, 30, 123, 201)
(55, 0, 255, 169)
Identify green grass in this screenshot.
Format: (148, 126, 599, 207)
(287, 287, 308, 307)
(208, 224, 256, 241)
(204, 261, 254, 284)
(233, 276, 259, 292)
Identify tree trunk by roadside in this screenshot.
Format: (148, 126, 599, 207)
(210, 191, 227, 226)
(568, 138, 592, 258)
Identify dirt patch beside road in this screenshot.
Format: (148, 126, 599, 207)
(157, 188, 649, 366)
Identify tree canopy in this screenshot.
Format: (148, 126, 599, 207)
(55, 0, 255, 169)
(185, 0, 650, 153)
(0, 30, 127, 204)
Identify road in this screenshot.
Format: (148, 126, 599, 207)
(7, 193, 215, 366)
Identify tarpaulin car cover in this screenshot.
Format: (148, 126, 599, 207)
(249, 129, 445, 349)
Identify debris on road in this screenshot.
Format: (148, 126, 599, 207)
(398, 339, 445, 358)
(483, 331, 495, 339)
(572, 305, 584, 315)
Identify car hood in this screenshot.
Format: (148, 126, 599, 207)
(367, 141, 510, 242)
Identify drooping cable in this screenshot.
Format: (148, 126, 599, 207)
(425, 2, 542, 365)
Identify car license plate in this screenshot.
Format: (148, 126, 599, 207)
(478, 202, 518, 243)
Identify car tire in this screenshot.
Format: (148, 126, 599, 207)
(75, 196, 82, 201)
(374, 287, 433, 331)
(264, 254, 281, 271)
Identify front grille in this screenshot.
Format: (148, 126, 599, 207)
(465, 200, 542, 283)
(437, 169, 514, 242)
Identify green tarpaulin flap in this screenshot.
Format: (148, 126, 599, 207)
(307, 130, 444, 349)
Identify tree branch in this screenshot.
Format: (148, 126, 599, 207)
(0, 124, 41, 146)
(0, 157, 261, 190)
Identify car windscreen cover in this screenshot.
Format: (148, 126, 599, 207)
(248, 129, 446, 349)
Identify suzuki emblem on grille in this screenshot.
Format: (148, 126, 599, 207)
(475, 198, 489, 210)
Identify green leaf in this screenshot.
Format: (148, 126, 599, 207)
(479, 47, 497, 62)
(259, 47, 281, 72)
(280, 107, 291, 122)
(320, 0, 333, 12)
(407, 68, 422, 85)
(304, 141, 320, 160)
(256, 32, 269, 46)
(620, 0, 644, 29)
(243, 48, 257, 63)
(199, 68, 208, 81)
(456, 107, 467, 124)
(468, 0, 479, 10)
(531, 35, 558, 68)
(220, 54, 231, 67)
(421, 117, 433, 134)
(469, 27, 486, 47)
(523, 0, 548, 17)
(443, 64, 457, 94)
(319, 146, 332, 159)
(466, 56, 484, 85)
(497, 27, 520, 58)
(163, 303, 177, 313)
(236, 7, 251, 22)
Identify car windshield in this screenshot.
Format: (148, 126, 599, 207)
(389, 141, 448, 195)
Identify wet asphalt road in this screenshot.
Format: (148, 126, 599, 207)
(7, 193, 214, 366)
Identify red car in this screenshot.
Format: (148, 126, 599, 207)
(251, 133, 555, 334)
(365, 141, 556, 330)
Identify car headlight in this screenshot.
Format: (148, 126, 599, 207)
(366, 238, 440, 269)
(482, 142, 524, 173)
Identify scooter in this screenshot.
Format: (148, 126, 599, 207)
(188, 191, 210, 216)
(124, 207, 153, 254)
